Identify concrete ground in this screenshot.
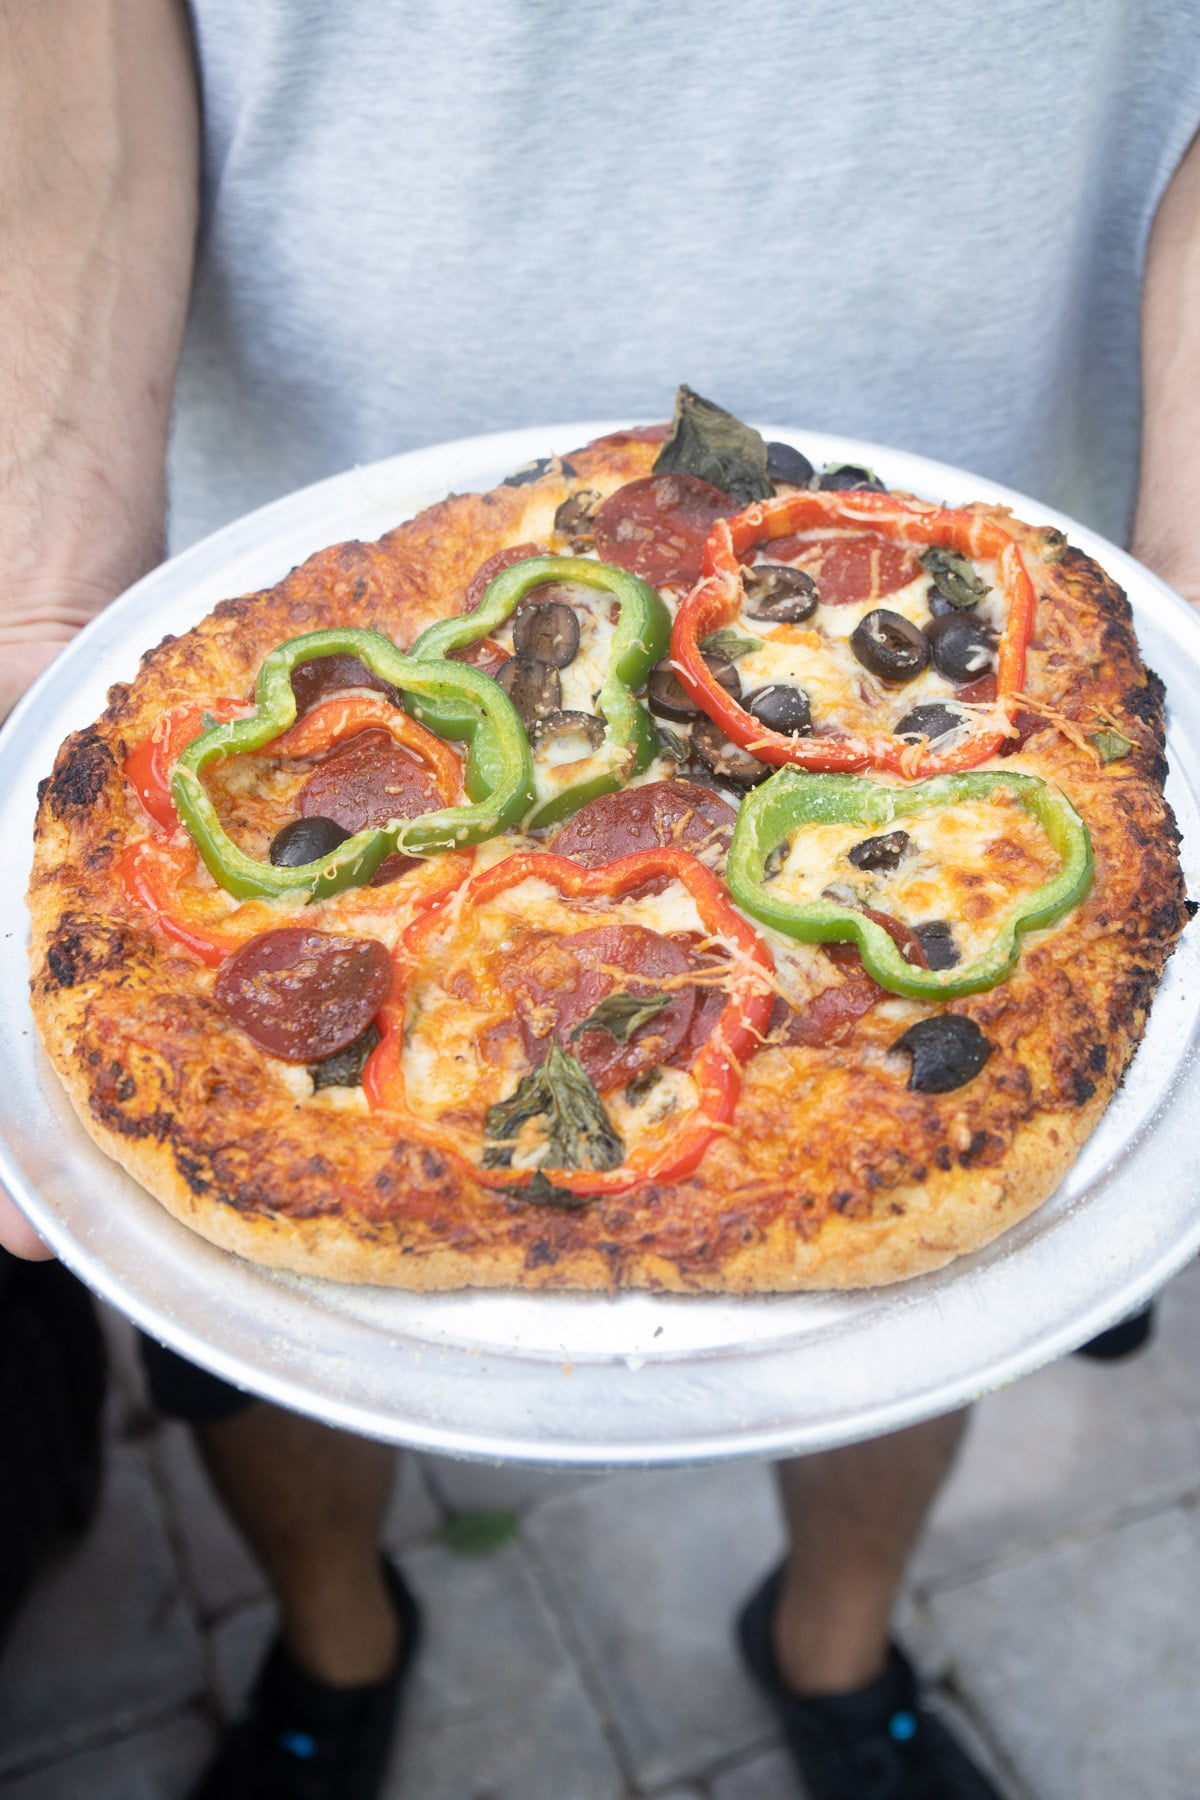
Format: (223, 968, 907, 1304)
(1, 1259, 1197, 1800)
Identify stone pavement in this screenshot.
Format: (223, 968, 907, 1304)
(1, 1260, 1197, 1800)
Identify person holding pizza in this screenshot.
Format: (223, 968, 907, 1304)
(2, 5, 1198, 1799)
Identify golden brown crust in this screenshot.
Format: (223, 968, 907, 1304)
(28, 435, 1188, 1292)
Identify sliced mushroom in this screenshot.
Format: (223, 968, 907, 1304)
(847, 829, 911, 872)
(692, 716, 771, 786)
(744, 683, 812, 737)
(512, 599, 580, 668)
(891, 1015, 992, 1092)
(741, 563, 819, 623)
(496, 655, 561, 728)
(850, 609, 931, 684)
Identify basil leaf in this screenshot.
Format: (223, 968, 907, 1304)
(1089, 726, 1132, 763)
(484, 1040, 624, 1173)
(441, 1509, 518, 1554)
(508, 1170, 595, 1210)
(653, 385, 772, 505)
(701, 627, 764, 661)
(308, 1023, 381, 1091)
(919, 547, 991, 609)
(571, 990, 674, 1045)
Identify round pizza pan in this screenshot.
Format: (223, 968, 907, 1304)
(2, 424, 1199, 1467)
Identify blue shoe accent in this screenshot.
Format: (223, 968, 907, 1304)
(888, 1709, 917, 1743)
(278, 1730, 318, 1760)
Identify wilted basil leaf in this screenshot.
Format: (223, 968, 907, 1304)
(654, 385, 772, 505)
(1088, 726, 1132, 763)
(656, 725, 691, 762)
(484, 1040, 623, 1172)
(309, 1023, 381, 1090)
(919, 547, 991, 609)
(701, 627, 764, 661)
(572, 990, 674, 1045)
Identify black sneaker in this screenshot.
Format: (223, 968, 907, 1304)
(190, 1558, 421, 1800)
(737, 1569, 1004, 1800)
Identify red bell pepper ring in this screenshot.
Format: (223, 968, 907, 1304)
(124, 699, 248, 830)
(362, 847, 777, 1197)
(672, 490, 1037, 777)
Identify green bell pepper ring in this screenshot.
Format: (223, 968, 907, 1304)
(170, 628, 535, 902)
(726, 768, 1093, 998)
(405, 555, 671, 829)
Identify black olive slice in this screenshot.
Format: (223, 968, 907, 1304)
(309, 1022, 382, 1091)
(847, 829, 911, 872)
(927, 585, 962, 618)
(496, 655, 561, 728)
(269, 815, 352, 867)
(530, 709, 606, 754)
(818, 464, 886, 492)
(742, 563, 819, 623)
(763, 839, 790, 881)
(850, 609, 931, 683)
(924, 613, 997, 684)
(894, 702, 965, 744)
(512, 599, 580, 668)
(744, 683, 813, 737)
(503, 454, 576, 487)
(692, 716, 771, 786)
(891, 1015, 992, 1093)
(765, 441, 815, 487)
(913, 921, 960, 970)
(647, 654, 740, 722)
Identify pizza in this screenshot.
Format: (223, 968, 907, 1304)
(27, 390, 1189, 1292)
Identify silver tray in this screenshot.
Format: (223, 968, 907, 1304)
(2, 424, 1199, 1466)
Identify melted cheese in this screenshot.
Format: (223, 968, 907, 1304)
(768, 789, 1060, 962)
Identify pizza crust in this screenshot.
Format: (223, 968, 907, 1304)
(28, 433, 1188, 1292)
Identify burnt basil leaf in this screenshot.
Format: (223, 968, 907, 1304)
(308, 1023, 381, 1090)
(918, 547, 991, 609)
(484, 1040, 623, 1172)
(1089, 726, 1132, 763)
(571, 990, 674, 1045)
(507, 1171, 595, 1210)
(653, 385, 772, 505)
(700, 627, 764, 661)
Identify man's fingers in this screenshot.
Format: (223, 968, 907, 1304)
(0, 1185, 55, 1260)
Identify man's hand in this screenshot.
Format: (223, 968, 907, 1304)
(1131, 124, 1200, 604)
(0, 2, 200, 1254)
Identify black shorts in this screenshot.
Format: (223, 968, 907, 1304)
(137, 1304, 1156, 1425)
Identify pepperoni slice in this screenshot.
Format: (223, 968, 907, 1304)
(776, 949, 884, 1047)
(464, 543, 544, 612)
(955, 672, 998, 705)
(549, 779, 737, 869)
(593, 474, 736, 587)
(298, 730, 441, 833)
(290, 654, 403, 715)
(763, 533, 923, 606)
(215, 928, 392, 1062)
(499, 923, 697, 1091)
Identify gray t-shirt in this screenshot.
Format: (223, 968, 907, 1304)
(171, 1, 1200, 552)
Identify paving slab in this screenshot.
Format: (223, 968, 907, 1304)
(913, 1339, 1200, 1586)
(710, 1744, 797, 1799)
(0, 1441, 202, 1775)
(0, 1711, 213, 1800)
(524, 1461, 786, 1792)
(1153, 1255, 1200, 1425)
(926, 1503, 1200, 1800)
(419, 1452, 609, 1515)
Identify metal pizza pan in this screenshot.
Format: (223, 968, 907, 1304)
(1, 423, 1198, 1467)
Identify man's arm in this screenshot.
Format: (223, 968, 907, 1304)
(1130, 124, 1200, 602)
(0, 0, 200, 1254)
